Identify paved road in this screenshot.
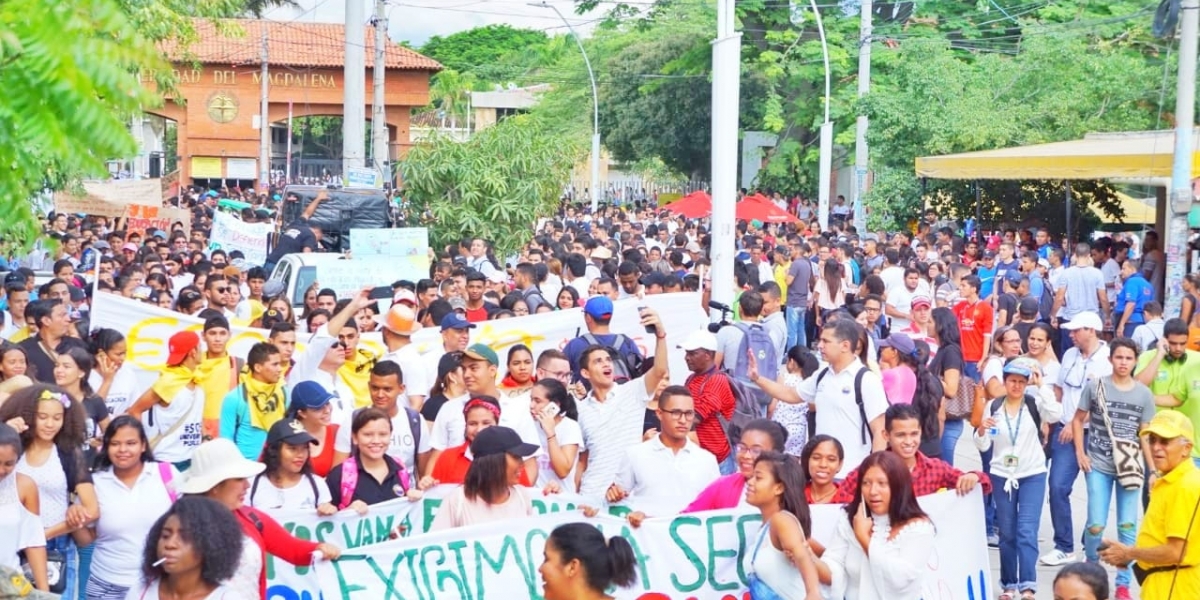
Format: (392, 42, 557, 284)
(949, 429, 1141, 598)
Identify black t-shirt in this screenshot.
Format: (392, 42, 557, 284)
(929, 343, 964, 384)
(997, 293, 1020, 325)
(266, 221, 318, 263)
(18, 336, 87, 384)
(82, 394, 107, 463)
(1012, 322, 1035, 353)
(421, 394, 450, 423)
(326, 454, 407, 507)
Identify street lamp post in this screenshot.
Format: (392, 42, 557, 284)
(529, 1, 601, 211)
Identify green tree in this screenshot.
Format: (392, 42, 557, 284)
(421, 25, 550, 73)
(428, 69, 478, 130)
(0, 0, 163, 245)
(402, 116, 581, 256)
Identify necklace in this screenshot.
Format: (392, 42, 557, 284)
(810, 485, 836, 503)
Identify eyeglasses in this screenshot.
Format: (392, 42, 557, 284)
(660, 409, 696, 421)
(735, 443, 763, 458)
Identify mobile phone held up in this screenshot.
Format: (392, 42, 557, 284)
(638, 306, 656, 335)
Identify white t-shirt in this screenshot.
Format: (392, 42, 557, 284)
(124, 580, 246, 600)
(147, 386, 205, 464)
(428, 392, 542, 454)
(0, 473, 44, 571)
(535, 417, 584, 493)
(286, 330, 357, 425)
(90, 463, 178, 586)
(90, 365, 143, 417)
(879, 266, 905, 296)
(577, 377, 652, 502)
(334, 407, 431, 475)
(1057, 343, 1113, 418)
(225, 535, 262, 600)
(245, 473, 332, 510)
(380, 343, 429, 402)
(885, 281, 932, 331)
(796, 359, 887, 479)
(614, 436, 720, 515)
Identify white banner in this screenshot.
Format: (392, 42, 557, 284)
(89, 291, 707, 397)
(210, 211, 274, 266)
(275, 488, 990, 600)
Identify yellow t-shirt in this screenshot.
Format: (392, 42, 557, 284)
(195, 354, 238, 438)
(1137, 459, 1200, 600)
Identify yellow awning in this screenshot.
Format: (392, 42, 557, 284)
(916, 130, 1200, 180)
(1095, 192, 1155, 224)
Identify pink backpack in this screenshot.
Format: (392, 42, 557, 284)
(338, 455, 411, 510)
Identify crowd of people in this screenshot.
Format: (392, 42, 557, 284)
(0, 196, 1198, 600)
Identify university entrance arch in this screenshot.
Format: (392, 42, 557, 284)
(145, 19, 441, 187)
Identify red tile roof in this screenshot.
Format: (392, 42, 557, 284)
(164, 19, 442, 71)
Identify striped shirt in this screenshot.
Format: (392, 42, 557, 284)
(577, 376, 651, 502)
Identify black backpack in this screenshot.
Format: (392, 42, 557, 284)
(815, 367, 871, 445)
(988, 394, 1049, 457)
(581, 333, 646, 383)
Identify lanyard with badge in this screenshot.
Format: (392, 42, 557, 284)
(1002, 402, 1023, 468)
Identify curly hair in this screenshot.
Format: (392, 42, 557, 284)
(140, 496, 244, 586)
(0, 383, 87, 451)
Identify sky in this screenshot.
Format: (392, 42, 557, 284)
(260, 0, 605, 48)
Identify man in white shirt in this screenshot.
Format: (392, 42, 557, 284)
(419, 312, 473, 399)
(1042, 311, 1112, 567)
(879, 248, 905, 296)
(765, 319, 887, 479)
(1131, 301, 1165, 352)
(377, 300, 427, 409)
(286, 295, 363, 423)
(611, 385, 720, 519)
(332, 360, 430, 476)
(885, 267, 932, 331)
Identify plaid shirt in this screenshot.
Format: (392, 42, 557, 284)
(837, 451, 992, 498)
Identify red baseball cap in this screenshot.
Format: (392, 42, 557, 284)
(167, 330, 200, 365)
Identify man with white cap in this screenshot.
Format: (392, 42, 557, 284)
(377, 298, 426, 409)
(175, 438, 340, 599)
(1042, 310, 1111, 567)
(681, 329, 738, 474)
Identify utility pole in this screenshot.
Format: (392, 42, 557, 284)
(343, 0, 367, 174)
(812, 0, 833, 231)
(852, 0, 872, 232)
(371, 0, 390, 187)
(1165, 0, 1198, 317)
(259, 29, 270, 194)
(709, 0, 741, 310)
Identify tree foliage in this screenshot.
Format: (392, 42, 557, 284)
(421, 25, 550, 73)
(401, 116, 582, 256)
(0, 0, 164, 245)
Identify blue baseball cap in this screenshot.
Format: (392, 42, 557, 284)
(440, 312, 476, 330)
(584, 296, 613, 320)
(289, 381, 335, 411)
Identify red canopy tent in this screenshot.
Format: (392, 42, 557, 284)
(662, 190, 712, 218)
(736, 195, 799, 223)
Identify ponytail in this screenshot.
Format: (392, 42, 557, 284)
(547, 523, 640, 593)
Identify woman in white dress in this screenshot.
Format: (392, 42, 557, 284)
(0, 422, 48, 591)
(125, 496, 246, 600)
(742, 451, 822, 600)
(817, 451, 936, 600)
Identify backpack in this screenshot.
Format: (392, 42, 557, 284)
(988, 394, 1049, 457)
(338, 454, 411, 511)
(1036, 276, 1056, 322)
(349, 406, 423, 471)
(730, 322, 779, 406)
(249, 472, 319, 507)
(690, 369, 762, 453)
(815, 367, 871, 445)
(581, 333, 646, 383)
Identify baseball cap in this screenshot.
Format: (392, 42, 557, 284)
(203, 315, 230, 332)
(92, 240, 111, 251)
(2, 272, 22, 286)
(1004, 270, 1024, 286)
(1002, 360, 1033, 379)
(1062, 311, 1103, 331)
(470, 426, 540, 459)
(640, 272, 667, 288)
(379, 303, 421, 336)
(392, 289, 417, 307)
(266, 419, 318, 447)
(878, 334, 917, 357)
(122, 242, 138, 253)
(1018, 297, 1039, 316)
(68, 285, 86, 302)
(440, 312, 476, 330)
(981, 250, 996, 259)
(448, 297, 467, 311)
(591, 246, 613, 260)
(678, 329, 718, 352)
(166, 330, 200, 365)
(1140, 410, 1195, 444)
(584, 296, 614, 320)
(1037, 258, 1050, 269)
(685, 241, 702, 253)
(289, 381, 335, 411)
(910, 295, 932, 309)
(463, 343, 499, 366)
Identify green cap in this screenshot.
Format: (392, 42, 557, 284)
(463, 343, 499, 366)
(0, 566, 59, 600)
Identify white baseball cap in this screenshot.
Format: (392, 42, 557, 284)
(1063, 311, 1103, 331)
(678, 329, 718, 352)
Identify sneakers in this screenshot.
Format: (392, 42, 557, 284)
(987, 533, 1000, 548)
(1038, 550, 1076, 566)
(1114, 585, 1132, 600)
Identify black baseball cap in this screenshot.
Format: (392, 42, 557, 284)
(470, 426, 539, 459)
(266, 419, 318, 447)
(3, 272, 24, 285)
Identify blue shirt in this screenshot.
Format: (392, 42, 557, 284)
(1115, 273, 1153, 324)
(977, 266, 997, 300)
(219, 385, 282, 460)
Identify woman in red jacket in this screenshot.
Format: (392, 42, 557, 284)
(176, 439, 341, 599)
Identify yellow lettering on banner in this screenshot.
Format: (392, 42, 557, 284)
(473, 324, 546, 353)
(127, 317, 197, 370)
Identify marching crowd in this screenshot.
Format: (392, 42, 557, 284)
(0, 199, 1198, 600)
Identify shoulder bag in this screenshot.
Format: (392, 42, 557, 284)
(1094, 379, 1145, 490)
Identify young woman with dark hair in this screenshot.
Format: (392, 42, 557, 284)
(770, 345, 818, 458)
(247, 419, 336, 515)
(1053, 562, 1110, 600)
(683, 419, 789, 513)
(499, 344, 534, 394)
(430, 425, 541, 531)
(325, 408, 421, 513)
(0, 344, 31, 382)
(742, 451, 823, 600)
(87, 328, 139, 418)
(0, 422, 48, 591)
(818, 451, 935, 600)
(539, 522, 638, 600)
(928, 307, 965, 464)
(129, 496, 244, 600)
(54, 347, 107, 463)
(801, 435, 853, 505)
(529, 379, 582, 493)
(79, 416, 178, 600)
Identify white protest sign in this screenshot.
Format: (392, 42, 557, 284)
(210, 211, 274, 266)
(295, 489, 990, 600)
(89, 291, 707, 395)
(348, 228, 430, 283)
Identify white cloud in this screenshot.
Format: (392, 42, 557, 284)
(261, 0, 603, 47)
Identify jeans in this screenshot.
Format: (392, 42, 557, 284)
(718, 452, 738, 476)
(963, 362, 982, 382)
(46, 534, 78, 600)
(1060, 319, 1076, 355)
(981, 447, 996, 535)
(1082, 469, 1138, 588)
(1048, 423, 1082, 554)
(993, 473, 1047, 592)
(941, 418, 964, 466)
(785, 305, 807, 350)
(77, 541, 93, 598)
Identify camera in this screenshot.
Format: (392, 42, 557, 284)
(707, 301, 732, 333)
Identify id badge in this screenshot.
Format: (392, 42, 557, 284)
(1003, 454, 1019, 468)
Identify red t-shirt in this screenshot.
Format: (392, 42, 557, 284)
(953, 299, 994, 363)
(309, 425, 339, 478)
(431, 443, 533, 485)
(464, 305, 489, 323)
(685, 370, 735, 462)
